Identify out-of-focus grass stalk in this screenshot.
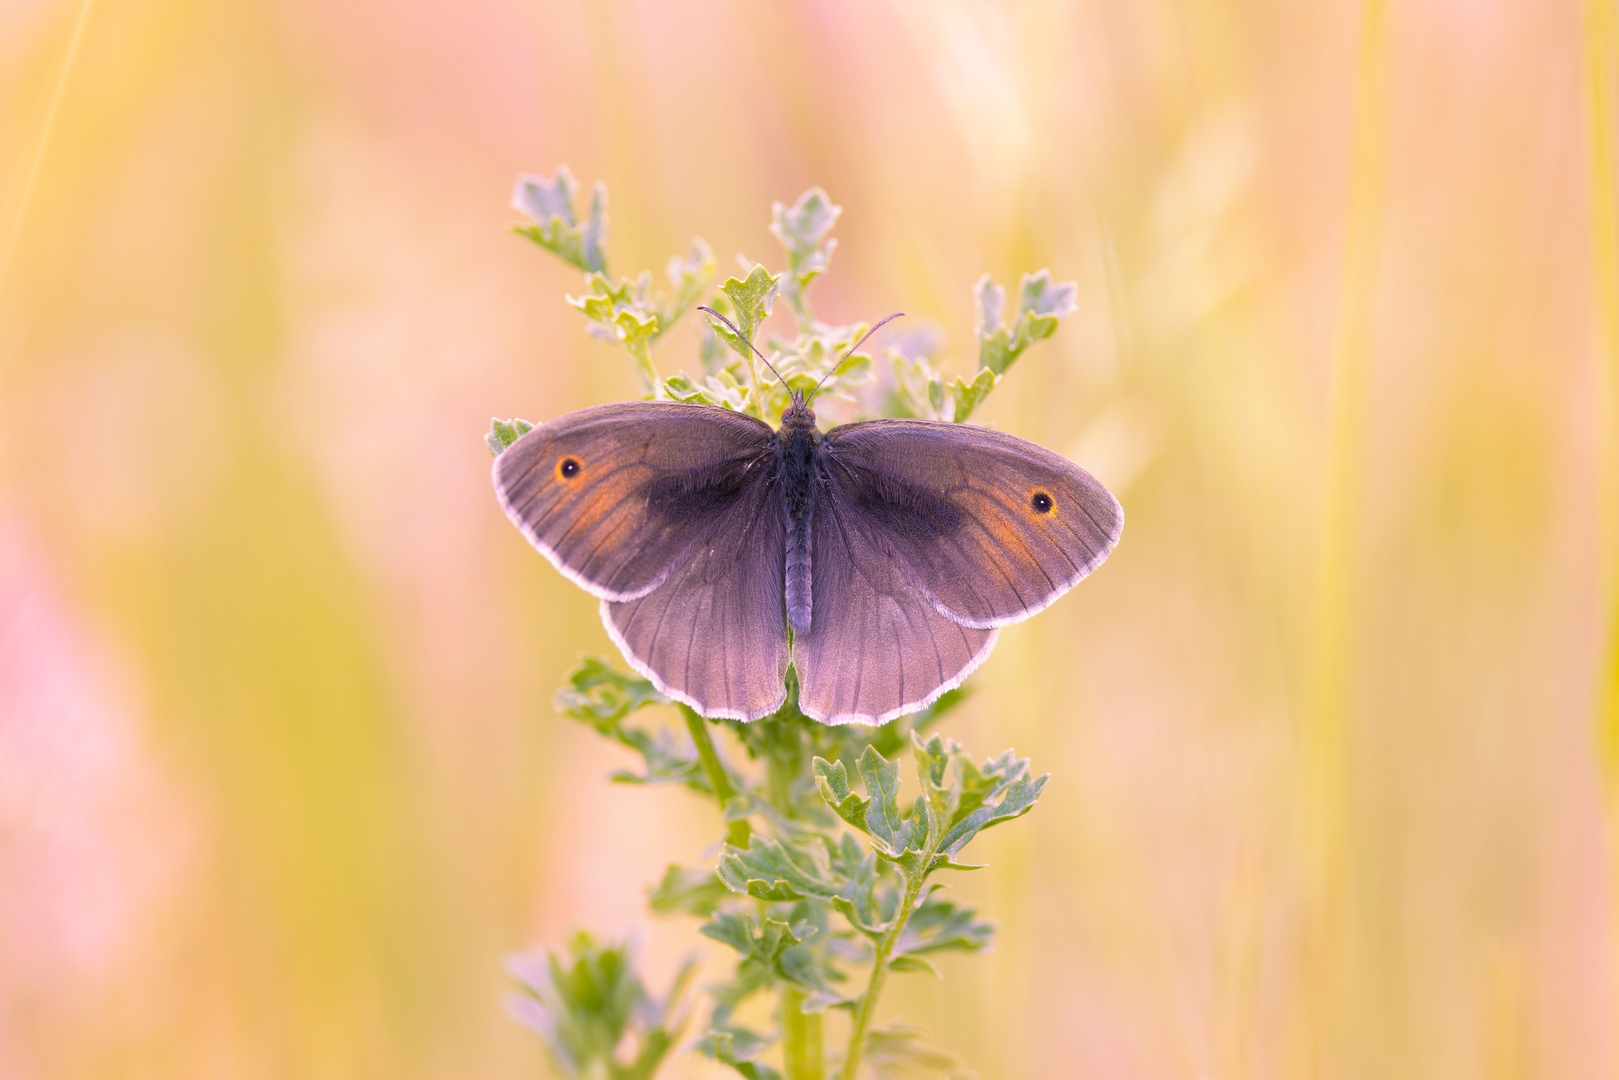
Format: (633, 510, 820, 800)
(1216, 851, 1264, 1079)
(1300, 0, 1389, 1075)
(1581, 0, 1619, 1056)
(0, 0, 97, 287)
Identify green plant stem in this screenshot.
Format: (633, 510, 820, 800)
(782, 987, 824, 1080)
(748, 351, 768, 420)
(783, 284, 813, 331)
(682, 708, 749, 848)
(772, 721, 823, 1078)
(625, 336, 661, 397)
(839, 865, 927, 1080)
(766, 742, 798, 816)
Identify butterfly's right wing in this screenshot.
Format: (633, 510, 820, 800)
(493, 401, 776, 601)
(819, 419, 1122, 628)
(791, 480, 998, 725)
(791, 416, 1121, 725)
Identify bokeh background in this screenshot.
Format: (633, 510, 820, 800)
(2, 0, 1615, 1076)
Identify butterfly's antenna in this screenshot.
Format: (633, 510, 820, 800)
(697, 306, 791, 391)
(811, 312, 904, 397)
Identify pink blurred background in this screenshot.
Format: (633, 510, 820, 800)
(1, 0, 1614, 1076)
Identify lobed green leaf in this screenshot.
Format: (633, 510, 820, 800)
(893, 895, 994, 960)
(695, 1028, 783, 1080)
(717, 837, 840, 903)
(716, 833, 883, 938)
(770, 187, 840, 325)
(512, 167, 609, 274)
(859, 1023, 975, 1080)
(935, 770, 1048, 861)
(813, 745, 935, 860)
(648, 864, 729, 917)
(856, 745, 926, 856)
(661, 239, 716, 330)
(910, 733, 960, 835)
(485, 416, 535, 456)
(505, 933, 691, 1080)
(777, 946, 851, 1013)
(813, 757, 869, 834)
(1018, 267, 1080, 323)
(555, 657, 664, 724)
(555, 658, 714, 792)
(699, 911, 843, 1007)
(660, 370, 750, 412)
(568, 272, 657, 342)
(948, 368, 998, 423)
(890, 352, 949, 421)
(973, 274, 1007, 344)
(974, 269, 1079, 379)
(716, 264, 781, 350)
(701, 911, 800, 958)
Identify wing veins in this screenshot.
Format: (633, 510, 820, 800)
(1074, 496, 1115, 558)
(827, 493, 869, 716)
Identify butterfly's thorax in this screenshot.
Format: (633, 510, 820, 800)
(776, 396, 822, 635)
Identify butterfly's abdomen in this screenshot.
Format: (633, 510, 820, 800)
(778, 424, 819, 634)
(785, 526, 812, 634)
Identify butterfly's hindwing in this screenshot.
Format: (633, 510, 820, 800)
(791, 476, 997, 725)
(603, 468, 790, 721)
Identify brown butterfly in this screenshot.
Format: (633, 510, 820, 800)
(494, 315, 1122, 725)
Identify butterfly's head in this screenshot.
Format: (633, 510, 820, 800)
(780, 390, 818, 435)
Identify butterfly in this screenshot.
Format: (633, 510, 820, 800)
(493, 314, 1122, 725)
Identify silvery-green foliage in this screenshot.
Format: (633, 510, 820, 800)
(506, 933, 693, 1080)
(770, 187, 840, 327)
(890, 270, 1079, 424)
(484, 416, 533, 456)
(512, 167, 608, 274)
(499, 168, 1077, 1079)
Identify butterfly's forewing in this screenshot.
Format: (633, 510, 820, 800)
(820, 419, 1122, 629)
(603, 473, 790, 721)
(792, 481, 998, 725)
(493, 401, 776, 601)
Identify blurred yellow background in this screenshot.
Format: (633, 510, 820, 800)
(2, 0, 1614, 1077)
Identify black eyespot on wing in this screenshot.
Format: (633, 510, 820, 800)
(1031, 490, 1053, 514)
(558, 457, 582, 480)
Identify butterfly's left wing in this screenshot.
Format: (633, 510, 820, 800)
(495, 400, 790, 720)
(493, 401, 776, 601)
(820, 418, 1123, 629)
